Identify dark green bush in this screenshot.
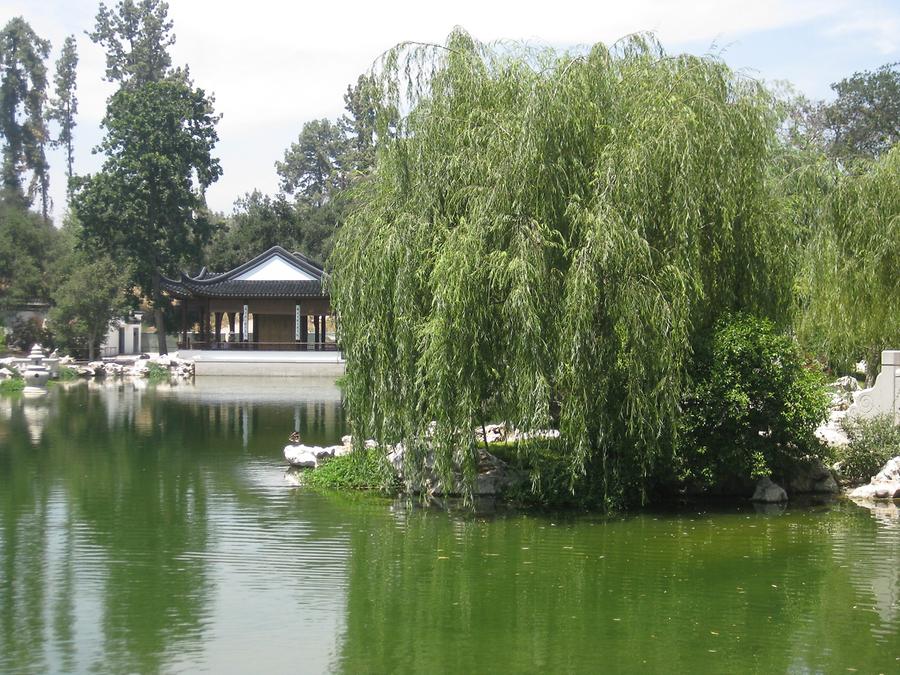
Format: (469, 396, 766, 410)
(677, 314, 830, 489)
(837, 415, 900, 482)
(489, 439, 603, 509)
(8, 317, 54, 352)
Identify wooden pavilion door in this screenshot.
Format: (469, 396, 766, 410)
(257, 314, 294, 349)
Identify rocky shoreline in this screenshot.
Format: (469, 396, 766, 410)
(285, 428, 525, 497)
(0, 353, 195, 381)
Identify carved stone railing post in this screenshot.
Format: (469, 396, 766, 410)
(846, 350, 900, 421)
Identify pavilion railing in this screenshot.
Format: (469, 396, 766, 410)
(178, 340, 340, 352)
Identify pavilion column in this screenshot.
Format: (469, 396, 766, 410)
(300, 315, 308, 351)
(314, 314, 321, 350)
(181, 302, 188, 347)
(199, 308, 206, 345)
(295, 303, 302, 351)
(214, 312, 222, 347)
(228, 313, 236, 342)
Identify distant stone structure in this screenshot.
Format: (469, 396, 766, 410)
(846, 350, 900, 421)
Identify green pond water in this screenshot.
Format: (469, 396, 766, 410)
(0, 381, 898, 674)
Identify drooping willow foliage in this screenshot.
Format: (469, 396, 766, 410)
(799, 147, 900, 383)
(331, 30, 795, 505)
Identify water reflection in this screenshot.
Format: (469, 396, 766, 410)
(334, 501, 900, 674)
(0, 380, 348, 673)
(0, 383, 897, 673)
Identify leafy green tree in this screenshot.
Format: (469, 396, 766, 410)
(48, 35, 78, 185)
(89, 0, 174, 86)
(205, 191, 301, 270)
(825, 62, 899, 162)
(48, 254, 129, 361)
(0, 17, 51, 217)
(0, 198, 58, 308)
(799, 146, 900, 384)
(72, 75, 221, 354)
(276, 118, 349, 207)
(332, 31, 795, 506)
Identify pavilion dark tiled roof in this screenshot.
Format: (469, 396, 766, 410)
(164, 278, 325, 298)
(161, 246, 328, 299)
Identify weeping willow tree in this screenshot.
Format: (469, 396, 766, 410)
(331, 31, 795, 506)
(799, 147, 900, 385)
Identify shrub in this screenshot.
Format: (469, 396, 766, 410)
(8, 317, 54, 352)
(677, 314, 830, 489)
(837, 415, 900, 482)
(304, 450, 398, 491)
(0, 378, 24, 393)
(57, 365, 80, 381)
(146, 362, 170, 383)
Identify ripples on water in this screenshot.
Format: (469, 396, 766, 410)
(0, 382, 898, 673)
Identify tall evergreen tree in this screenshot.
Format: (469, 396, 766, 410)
(48, 35, 78, 186)
(340, 74, 379, 174)
(276, 118, 349, 208)
(72, 76, 221, 355)
(76, 0, 219, 355)
(89, 0, 174, 86)
(0, 17, 51, 217)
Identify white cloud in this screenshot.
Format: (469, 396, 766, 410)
(823, 12, 900, 54)
(0, 0, 897, 223)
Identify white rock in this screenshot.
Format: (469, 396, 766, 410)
(0, 367, 13, 379)
(284, 444, 318, 468)
(751, 477, 788, 503)
(848, 456, 900, 501)
(874, 456, 900, 483)
(814, 411, 849, 447)
(850, 483, 900, 500)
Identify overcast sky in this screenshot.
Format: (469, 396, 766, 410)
(3, 0, 899, 223)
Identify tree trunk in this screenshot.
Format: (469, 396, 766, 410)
(866, 346, 881, 388)
(152, 270, 168, 355)
(87, 333, 95, 362)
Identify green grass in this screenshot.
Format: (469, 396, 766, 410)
(304, 450, 400, 492)
(0, 378, 25, 393)
(146, 362, 170, 383)
(57, 365, 80, 381)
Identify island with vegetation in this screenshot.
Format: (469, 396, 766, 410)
(0, 7, 898, 511)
